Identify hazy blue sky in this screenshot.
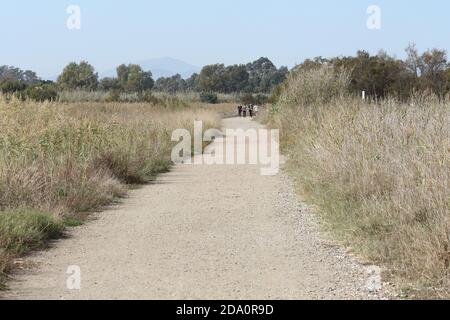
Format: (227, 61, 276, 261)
(0, 0, 449, 78)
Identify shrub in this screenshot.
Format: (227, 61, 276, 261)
(200, 92, 218, 104)
(268, 83, 284, 104)
(24, 83, 58, 101)
(58, 90, 109, 103)
(0, 79, 26, 94)
(106, 90, 121, 102)
(240, 93, 268, 106)
(254, 94, 269, 105)
(140, 90, 163, 105)
(0, 208, 64, 286)
(240, 93, 254, 105)
(0, 209, 63, 255)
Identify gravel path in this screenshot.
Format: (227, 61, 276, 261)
(3, 117, 388, 300)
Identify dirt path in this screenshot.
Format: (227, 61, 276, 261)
(3, 118, 386, 300)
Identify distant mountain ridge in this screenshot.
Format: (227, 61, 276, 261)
(100, 57, 200, 80)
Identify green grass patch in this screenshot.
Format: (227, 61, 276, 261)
(0, 208, 64, 255)
(0, 208, 64, 289)
(63, 216, 84, 227)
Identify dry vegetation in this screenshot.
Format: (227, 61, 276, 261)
(266, 66, 450, 298)
(0, 96, 220, 288)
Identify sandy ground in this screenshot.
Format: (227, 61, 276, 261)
(3, 117, 388, 300)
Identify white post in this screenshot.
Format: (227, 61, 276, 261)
(362, 91, 366, 100)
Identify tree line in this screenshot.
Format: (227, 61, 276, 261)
(1, 57, 287, 96)
(289, 44, 450, 101)
(156, 57, 289, 94)
(2, 45, 449, 102)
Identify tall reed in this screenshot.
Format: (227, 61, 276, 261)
(267, 66, 450, 297)
(0, 96, 220, 287)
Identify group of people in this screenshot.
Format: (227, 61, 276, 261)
(237, 104, 259, 118)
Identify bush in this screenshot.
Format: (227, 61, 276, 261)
(58, 90, 109, 103)
(253, 94, 268, 105)
(200, 92, 218, 104)
(24, 83, 58, 101)
(140, 90, 163, 105)
(106, 90, 121, 102)
(0, 79, 26, 94)
(240, 93, 254, 105)
(0, 209, 63, 255)
(240, 93, 268, 105)
(0, 208, 64, 287)
(268, 83, 284, 104)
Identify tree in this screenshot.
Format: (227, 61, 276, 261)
(328, 50, 416, 100)
(420, 48, 448, 97)
(23, 70, 40, 84)
(0, 65, 39, 84)
(196, 58, 286, 94)
(445, 67, 450, 94)
(57, 61, 98, 90)
(245, 57, 287, 93)
(224, 65, 249, 93)
(116, 64, 154, 92)
(405, 43, 423, 78)
(154, 74, 186, 93)
(290, 46, 450, 101)
(186, 73, 199, 91)
(197, 64, 227, 92)
(99, 77, 120, 91)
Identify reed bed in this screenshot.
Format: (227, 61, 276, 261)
(267, 66, 450, 298)
(0, 96, 220, 287)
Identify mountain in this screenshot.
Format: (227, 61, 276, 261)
(100, 57, 200, 80)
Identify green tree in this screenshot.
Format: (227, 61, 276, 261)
(57, 61, 98, 90)
(224, 65, 249, 93)
(0, 66, 39, 84)
(245, 57, 288, 93)
(154, 74, 186, 93)
(116, 64, 154, 92)
(99, 77, 121, 91)
(445, 67, 450, 94)
(185, 73, 199, 91)
(197, 64, 227, 92)
(420, 48, 448, 97)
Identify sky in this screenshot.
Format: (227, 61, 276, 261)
(0, 0, 449, 79)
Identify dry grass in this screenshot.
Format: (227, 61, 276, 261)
(58, 90, 240, 104)
(267, 66, 450, 298)
(0, 96, 220, 287)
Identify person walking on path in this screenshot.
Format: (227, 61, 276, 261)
(238, 105, 243, 117)
(249, 105, 254, 118)
(243, 105, 248, 118)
